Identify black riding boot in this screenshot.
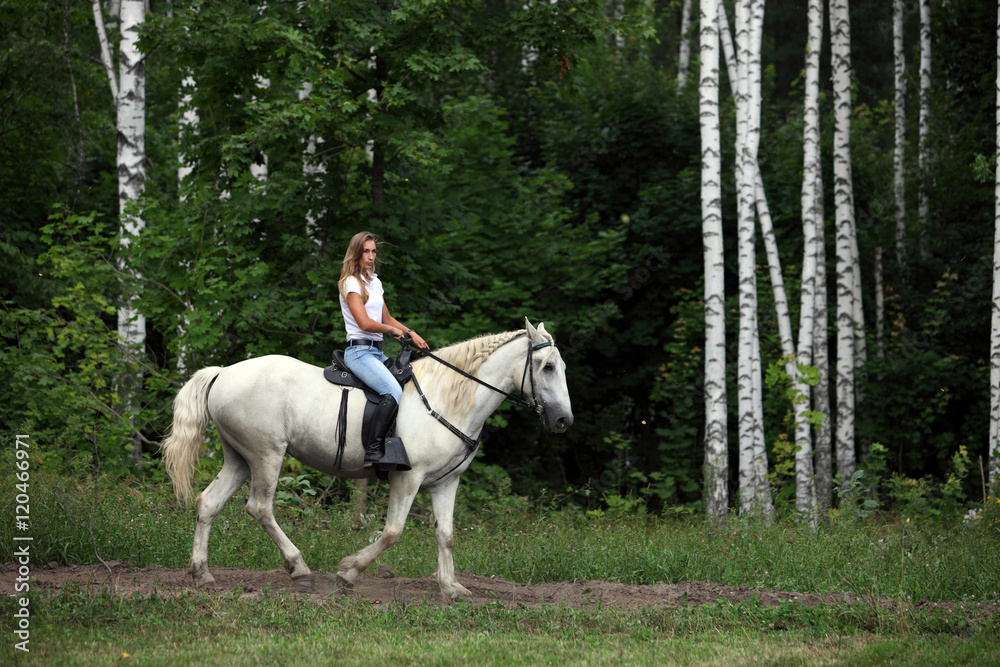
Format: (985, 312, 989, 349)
(364, 395, 399, 470)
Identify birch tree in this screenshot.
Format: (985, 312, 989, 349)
(830, 0, 858, 485)
(116, 0, 147, 426)
(990, 0, 1000, 487)
(788, 0, 824, 521)
(712, 0, 771, 516)
(718, 0, 820, 518)
(92, 0, 147, 460)
(677, 0, 693, 85)
(733, 0, 768, 514)
(813, 161, 832, 514)
(893, 0, 907, 268)
(176, 74, 197, 376)
(918, 0, 932, 242)
(700, 0, 728, 520)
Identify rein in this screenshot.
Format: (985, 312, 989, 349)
(407, 336, 553, 484)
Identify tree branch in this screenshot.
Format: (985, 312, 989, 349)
(64, 0, 86, 208)
(90, 0, 119, 102)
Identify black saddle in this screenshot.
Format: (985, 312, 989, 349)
(323, 346, 414, 401)
(322, 345, 416, 480)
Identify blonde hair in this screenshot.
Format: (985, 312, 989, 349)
(338, 231, 381, 303)
(407, 329, 553, 420)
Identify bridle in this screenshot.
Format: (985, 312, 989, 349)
(406, 335, 554, 484)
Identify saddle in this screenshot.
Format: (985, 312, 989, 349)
(323, 346, 414, 401)
(322, 346, 415, 479)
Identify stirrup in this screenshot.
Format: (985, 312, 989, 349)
(377, 436, 411, 472)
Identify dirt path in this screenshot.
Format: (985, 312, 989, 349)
(4, 561, 996, 614)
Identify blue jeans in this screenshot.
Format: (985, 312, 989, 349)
(342, 343, 403, 404)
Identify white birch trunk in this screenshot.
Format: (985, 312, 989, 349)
(850, 193, 867, 464)
(700, 0, 728, 520)
(720, 0, 771, 516)
(918, 0, 931, 245)
(851, 224, 867, 364)
(116, 0, 146, 248)
(252, 75, 270, 182)
(178, 76, 197, 191)
(92, 1, 119, 102)
(300, 81, 327, 244)
(719, 0, 829, 516)
(893, 0, 907, 268)
(176, 73, 198, 375)
(115, 0, 147, 462)
(875, 246, 885, 359)
(734, 0, 766, 515)
(989, 1, 1000, 487)
(813, 160, 832, 514)
(751, 308, 770, 513)
(116, 0, 146, 325)
(678, 0, 693, 85)
(748, 0, 772, 517)
(790, 0, 824, 523)
(830, 0, 856, 485)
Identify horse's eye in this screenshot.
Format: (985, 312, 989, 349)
(543, 363, 554, 372)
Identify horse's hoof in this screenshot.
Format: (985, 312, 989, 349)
(292, 574, 314, 588)
(440, 585, 474, 604)
(440, 592, 474, 605)
(335, 574, 353, 591)
(193, 574, 215, 587)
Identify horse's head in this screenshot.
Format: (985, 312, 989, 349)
(524, 319, 574, 433)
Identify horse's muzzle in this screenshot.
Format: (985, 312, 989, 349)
(546, 411, 574, 434)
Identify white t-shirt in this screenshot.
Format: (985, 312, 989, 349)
(340, 273, 385, 341)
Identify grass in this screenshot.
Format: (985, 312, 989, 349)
(3, 470, 999, 602)
(2, 588, 998, 665)
(1, 470, 999, 664)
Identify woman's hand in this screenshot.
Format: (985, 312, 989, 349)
(408, 330, 429, 349)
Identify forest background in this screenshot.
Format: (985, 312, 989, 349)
(2, 0, 996, 518)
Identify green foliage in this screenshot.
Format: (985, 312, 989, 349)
(275, 475, 319, 509)
(1, 210, 175, 475)
(764, 357, 824, 427)
(2, 0, 999, 515)
(4, 471, 1000, 607)
(832, 470, 882, 523)
(978, 493, 1000, 533)
(886, 445, 977, 527)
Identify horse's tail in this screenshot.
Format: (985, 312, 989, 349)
(160, 366, 223, 505)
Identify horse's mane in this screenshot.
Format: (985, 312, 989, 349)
(407, 328, 553, 421)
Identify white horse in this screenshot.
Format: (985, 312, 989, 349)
(160, 319, 573, 601)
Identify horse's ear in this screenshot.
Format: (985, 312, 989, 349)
(525, 318, 547, 343)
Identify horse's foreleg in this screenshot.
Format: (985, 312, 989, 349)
(244, 448, 314, 586)
(188, 439, 250, 586)
(428, 477, 472, 602)
(336, 472, 420, 589)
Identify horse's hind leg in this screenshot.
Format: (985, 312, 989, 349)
(188, 438, 250, 586)
(336, 472, 421, 589)
(243, 446, 314, 586)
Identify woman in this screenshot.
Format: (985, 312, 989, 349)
(338, 231, 428, 471)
